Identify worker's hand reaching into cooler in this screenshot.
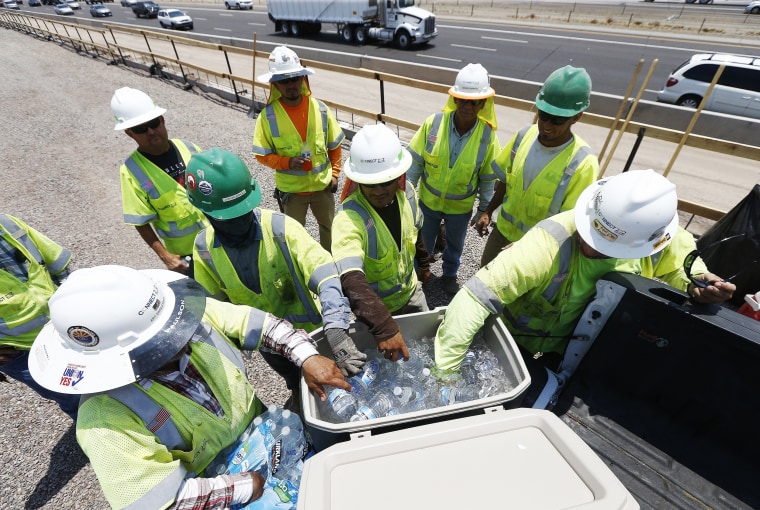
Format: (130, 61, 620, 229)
(302, 355, 351, 401)
(377, 331, 410, 362)
(325, 328, 367, 376)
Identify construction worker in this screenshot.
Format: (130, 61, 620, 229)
(0, 214, 79, 419)
(435, 170, 735, 375)
(111, 87, 208, 276)
(407, 63, 500, 295)
(333, 124, 431, 362)
(185, 148, 365, 405)
(478, 65, 599, 267)
(252, 46, 345, 252)
(28, 265, 350, 510)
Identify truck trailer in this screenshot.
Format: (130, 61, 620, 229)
(266, 0, 438, 50)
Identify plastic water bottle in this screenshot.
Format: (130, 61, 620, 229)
(352, 392, 397, 421)
(397, 354, 425, 377)
(440, 386, 480, 405)
(460, 350, 479, 385)
(325, 386, 357, 421)
(273, 425, 308, 480)
(393, 384, 425, 413)
(348, 359, 380, 395)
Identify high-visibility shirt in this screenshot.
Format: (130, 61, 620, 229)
(193, 208, 350, 332)
(491, 125, 599, 242)
(332, 187, 422, 313)
(76, 299, 283, 510)
(120, 139, 208, 256)
(252, 97, 344, 193)
(407, 111, 499, 215)
(435, 210, 707, 370)
(0, 214, 71, 349)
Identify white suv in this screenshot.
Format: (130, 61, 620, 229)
(657, 53, 760, 119)
(224, 0, 251, 9)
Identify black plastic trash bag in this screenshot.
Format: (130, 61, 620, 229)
(696, 185, 760, 307)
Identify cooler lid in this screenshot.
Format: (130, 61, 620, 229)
(298, 407, 638, 510)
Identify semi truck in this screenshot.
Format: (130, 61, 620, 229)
(266, 0, 438, 50)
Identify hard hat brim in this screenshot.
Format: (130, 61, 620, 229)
(343, 146, 413, 185)
(113, 106, 167, 131)
(257, 67, 315, 84)
(535, 95, 588, 117)
(574, 181, 679, 259)
(28, 271, 207, 395)
(449, 86, 495, 100)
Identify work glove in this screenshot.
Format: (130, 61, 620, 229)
(325, 328, 367, 377)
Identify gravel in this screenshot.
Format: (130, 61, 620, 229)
(0, 26, 480, 509)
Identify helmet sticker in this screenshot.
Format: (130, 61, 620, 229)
(59, 363, 85, 388)
(223, 189, 247, 203)
(198, 180, 213, 196)
(652, 233, 671, 251)
(592, 219, 618, 242)
(67, 326, 99, 347)
(186, 173, 197, 191)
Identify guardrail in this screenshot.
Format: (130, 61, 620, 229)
(3, 8, 754, 225)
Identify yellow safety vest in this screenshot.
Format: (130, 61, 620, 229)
(193, 209, 338, 332)
(408, 111, 498, 214)
(120, 139, 208, 255)
(0, 214, 71, 349)
(491, 125, 598, 242)
(332, 187, 422, 313)
(251, 97, 344, 193)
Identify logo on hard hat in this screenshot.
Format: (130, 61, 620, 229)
(592, 219, 618, 242)
(67, 326, 99, 347)
(198, 180, 213, 196)
(186, 174, 197, 191)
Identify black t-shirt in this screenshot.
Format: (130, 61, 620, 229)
(139, 141, 187, 187)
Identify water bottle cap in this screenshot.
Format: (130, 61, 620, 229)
(253, 416, 263, 426)
(282, 410, 292, 420)
(393, 386, 402, 395)
(281, 426, 291, 435)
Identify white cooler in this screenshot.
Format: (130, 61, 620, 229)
(297, 407, 639, 510)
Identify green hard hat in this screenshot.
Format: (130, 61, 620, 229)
(535, 65, 592, 117)
(186, 148, 261, 220)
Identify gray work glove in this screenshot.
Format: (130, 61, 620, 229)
(325, 329, 367, 377)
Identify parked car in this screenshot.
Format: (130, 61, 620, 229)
(746, 1, 760, 14)
(656, 52, 760, 119)
(66, 0, 81, 8)
(4, 0, 20, 8)
(28, 0, 41, 6)
(132, 0, 158, 17)
(224, 0, 252, 9)
(119, 0, 136, 6)
(53, 2, 74, 14)
(158, 8, 193, 29)
(89, 3, 111, 15)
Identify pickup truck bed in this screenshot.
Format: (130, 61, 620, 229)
(548, 273, 759, 509)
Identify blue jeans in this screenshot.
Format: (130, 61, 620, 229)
(420, 202, 471, 278)
(1, 349, 79, 419)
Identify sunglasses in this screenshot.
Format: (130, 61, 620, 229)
(130, 116, 162, 134)
(537, 110, 572, 125)
(455, 98, 484, 107)
(361, 179, 398, 189)
(683, 233, 755, 288)
(276, 76, 302, 84)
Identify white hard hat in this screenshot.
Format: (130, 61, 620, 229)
(574, 170, 679, 259)
(111, 87, 167, 131)
(28, 265, 207, 395)
(449, 63, 495, 100)
(257, 46, 315, 83)
(343, 124, 412, 185)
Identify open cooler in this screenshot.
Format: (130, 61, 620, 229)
(297, 407, 639, 510)
(300, 307, 531, 452)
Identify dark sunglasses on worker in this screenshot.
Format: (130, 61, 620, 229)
(276, 76, 302, 84)
(537, 110, 572, 125)
(130, 116, 162, 134)
(683, 232, 756, 289)
(455, 98, 484, 107)
(362, 178, 398, 189)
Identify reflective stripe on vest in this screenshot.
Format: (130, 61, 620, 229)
(195, 211, 322, 326)
(124, 140, 199, 200)
(0, 214, 45, 266)
(81, 322, 246, 452)
(421, 113, 494, 201)
(340, 188, 417, 297)
(261, 99, 331, 177)
(501, 131, 593, 234)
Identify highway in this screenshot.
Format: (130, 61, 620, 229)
(26, 1, 760, 103)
